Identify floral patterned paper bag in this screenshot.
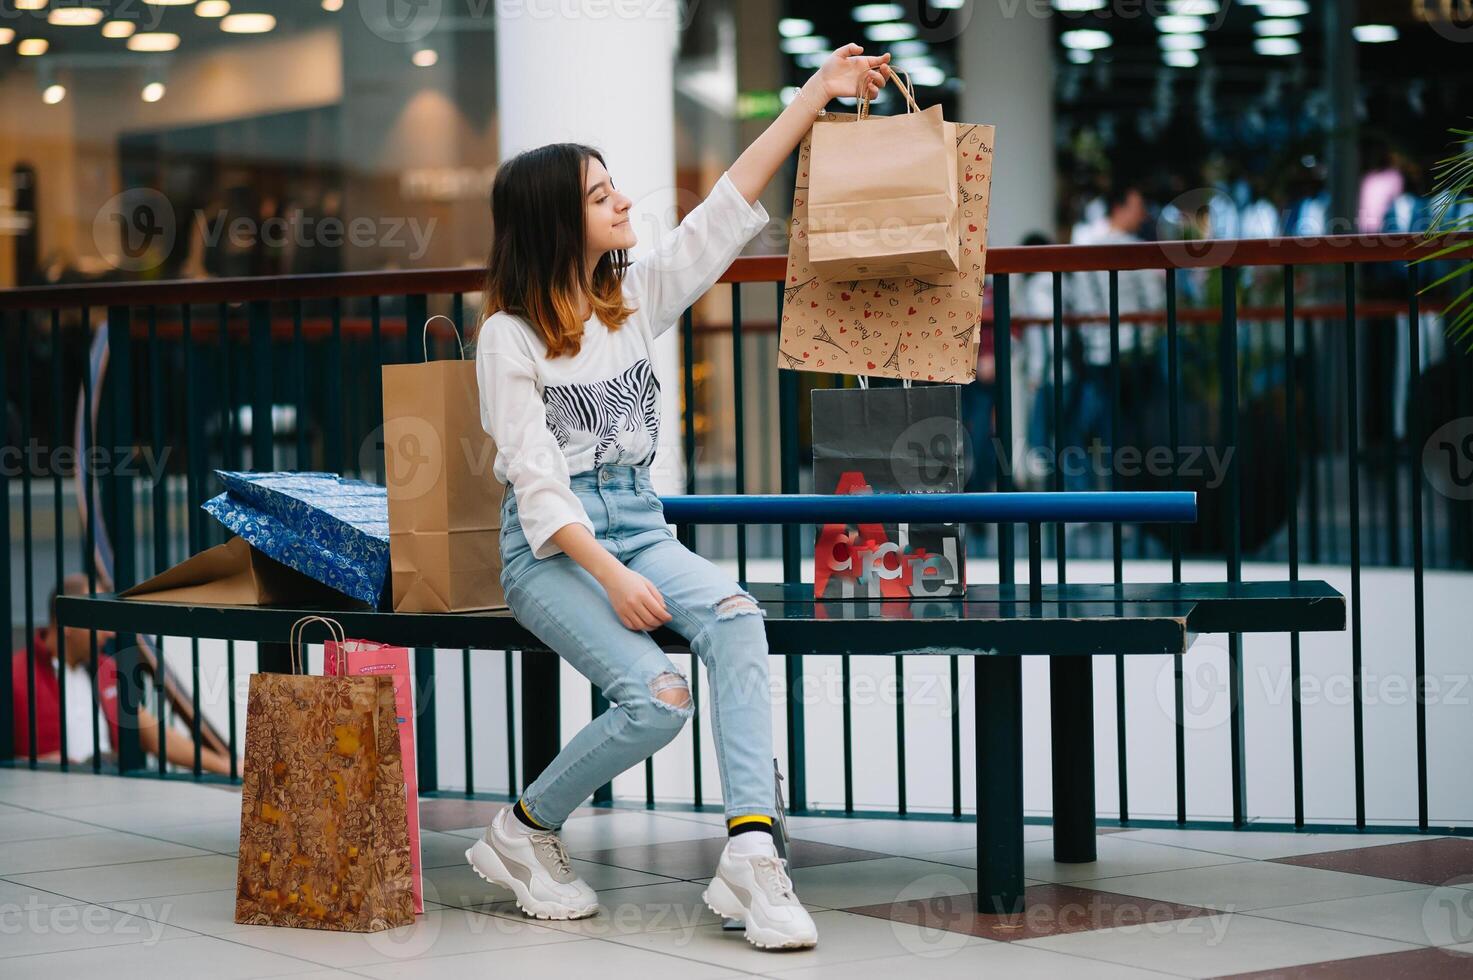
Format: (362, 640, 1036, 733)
(234, 618, 415, 932)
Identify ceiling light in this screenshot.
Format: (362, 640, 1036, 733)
(0, 28, 13, 45)
(895, 54, 936, 70)
(1053, 0, 1107, 10)
(780, 35, 828, 55)
(1159, 33, 1204, 50)
(322, 0, 344, 9)
(43, 83, 66, 104)
(18, 38, 49, 55)
(931, 0, 964, 7)
(1164, 50, 1199, 67)
(852, 4, 904, 22)
(142, 81, 166, 102)
(1254, 36, 1300, 56)
(196, 1, 231, 17)
(890, 40, 928, 58)
(14, 0, 47, 9)
(778, 18, 812, 38)
(1157, 15, 1206, 32)
(220, 12, 275, 33)
(905, 64, 946, 87)
(102, 21, 136, 38)
(49, 7, 105, 26)
(127, 32, 180, 51)
(1253, 19, 1300, 36)
(411, 47, 437, 67)
(1061, 29, 1112, 50)
(864, 22, 916, 42)
(1256, 0, 1307, 15)
(143, 1, 195, 5)
(1352, 24, 1398, 43)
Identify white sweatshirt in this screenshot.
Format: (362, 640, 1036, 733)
(476, 171, 770, 560)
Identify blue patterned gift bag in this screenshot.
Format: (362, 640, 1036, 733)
(202, 472, 390, 607)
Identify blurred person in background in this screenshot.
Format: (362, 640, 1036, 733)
(10, 573, 232, 774)
(1066, 180, 1164, 490)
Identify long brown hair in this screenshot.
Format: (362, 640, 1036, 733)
(478, 143, 635, 357)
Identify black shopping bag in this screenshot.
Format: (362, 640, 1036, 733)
(812, 384, 967, 599)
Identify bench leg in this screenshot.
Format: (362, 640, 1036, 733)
(1050, 656, 1097, 863)
(520, 652, 561, 794)
(976, 655, 1025, 915)
(257, 641, 292, 674)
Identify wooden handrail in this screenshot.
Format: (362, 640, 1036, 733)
(1, 232, 1467, 312)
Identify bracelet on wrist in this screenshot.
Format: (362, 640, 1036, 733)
(796, 82, 827, 118)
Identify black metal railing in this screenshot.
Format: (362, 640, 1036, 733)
(2, 233, 1471, 834)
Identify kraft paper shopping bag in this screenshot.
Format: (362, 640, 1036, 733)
(382, 315, 506, 612)
(808, 70, 959, 281)
(779, 117, 995, 383)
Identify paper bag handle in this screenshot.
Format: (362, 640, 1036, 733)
(288, 615, 346, 674)
(857, 65, 919, 120)
(422, 314, 467, 361)
(856, 376, 913, 390)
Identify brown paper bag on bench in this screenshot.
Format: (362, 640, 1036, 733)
(119, 536, 349, 606)
(808, 72, 959, 281)
(779, 116, 995, 383)
(382, 316, 506, 612)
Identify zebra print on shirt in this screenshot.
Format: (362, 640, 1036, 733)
(542, 358, 661, 467)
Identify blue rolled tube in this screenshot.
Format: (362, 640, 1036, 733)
(657, 492, 1196, 526)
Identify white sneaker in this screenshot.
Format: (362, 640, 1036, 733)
(703, 839, 818, 950)
(464, 807, 599, 920)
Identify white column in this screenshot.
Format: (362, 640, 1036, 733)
(957, 3, 1055, 248)
(495, 0, 685, 496)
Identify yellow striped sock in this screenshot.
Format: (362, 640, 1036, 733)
(727, 814, 774, 834)
(514, 799, 550, 830)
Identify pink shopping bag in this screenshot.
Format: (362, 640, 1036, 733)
(325, 639, 424, 914)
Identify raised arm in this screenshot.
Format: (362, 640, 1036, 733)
(726, 43, 892, 206)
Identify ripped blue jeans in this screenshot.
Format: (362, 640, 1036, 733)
(499, 462, 774, 827)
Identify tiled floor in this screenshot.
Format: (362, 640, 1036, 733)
(1, 769, 1471, 979)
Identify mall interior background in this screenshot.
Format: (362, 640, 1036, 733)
(4, 1, 1473, 820)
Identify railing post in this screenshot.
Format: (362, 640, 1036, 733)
(415, 648, 439, 794)
(0, 311, 11, 762)
(777, 282, 807, 813)
(1221, 265, 1247, 826)
(521, 652, 560, 793)
(107, 305, 145, 774)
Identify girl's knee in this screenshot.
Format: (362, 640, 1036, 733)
(713, 591, 765, 624)
(630, 670, 692, 737)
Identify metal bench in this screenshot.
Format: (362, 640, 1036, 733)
(56, 490, 1346, 914)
